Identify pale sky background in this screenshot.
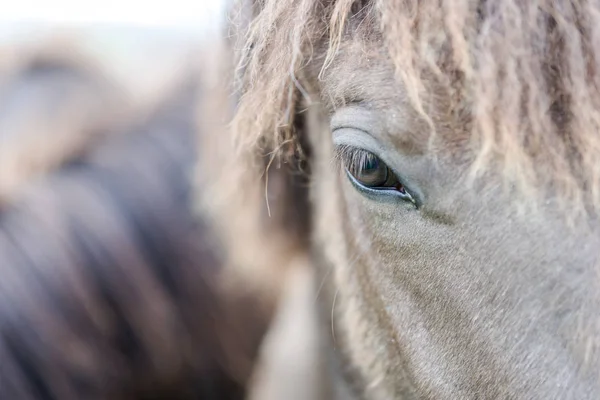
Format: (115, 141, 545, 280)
(0, 0, 225, 32)
(0, 1, 227, 94)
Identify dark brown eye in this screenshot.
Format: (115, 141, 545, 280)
(341, 147, 415, 204)
(346, 150, 406, 192)
(354, 152, 389, 187)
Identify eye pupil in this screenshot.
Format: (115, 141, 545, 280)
(355, 154, 388, 187)
(364, 157, 379, 171)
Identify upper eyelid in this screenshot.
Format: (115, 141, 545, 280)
(332, 127, 386, 155)
(330, 106, 381, 133)
(334, 146, 371, 177)
(333, 143, 388, 175)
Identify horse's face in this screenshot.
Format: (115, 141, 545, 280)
(307, 37, 600, 399)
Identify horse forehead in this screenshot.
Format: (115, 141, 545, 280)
(316, 40, 460, 151)
(318, 41, 399, 103)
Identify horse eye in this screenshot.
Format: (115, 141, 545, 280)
(345, 150, 412, 199)
(350, 152, 390, 187)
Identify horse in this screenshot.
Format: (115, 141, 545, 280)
(0, 44, 271, 399)
(200, 0, 600, 398)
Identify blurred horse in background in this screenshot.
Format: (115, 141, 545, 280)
(0, 38, 272, 399)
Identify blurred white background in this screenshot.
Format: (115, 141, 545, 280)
(0, 0, 225, 32)
(0, 0, 227, 94)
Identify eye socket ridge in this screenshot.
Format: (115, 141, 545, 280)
(335, 145, 417, 206)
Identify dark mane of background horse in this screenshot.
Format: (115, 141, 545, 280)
(0, 40, 133, 208)
(0, 44, 269, 399)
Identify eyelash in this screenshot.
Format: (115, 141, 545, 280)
(335, 145, 417, 206)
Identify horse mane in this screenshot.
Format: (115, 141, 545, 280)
(226, 0, 600, 219)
